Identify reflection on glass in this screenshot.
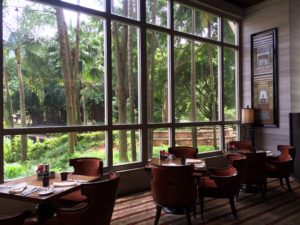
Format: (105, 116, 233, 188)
(112, 130, 140, 165)
(146, 0, 168, 27)
(61, 0, 105, 11)
(224, 47, 237, 121)
(224, 124, 238, 148)
(3, 1, 105, 128)
(224, 18, 238, 45)
(3, 132, 106, 180)
(148, 128, 169, 159)
(112, 0, 139, 20)
(147, 30, 169, 123)
(174, 37, 219, 122)
(174, 3, 192, 33)
(112, 21, 139, 125)
(195, 10, 219, 40)
(175, 126, 220, 152)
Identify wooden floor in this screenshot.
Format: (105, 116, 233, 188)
(1, 178, 299, 224)
(111, 178, 300, 225)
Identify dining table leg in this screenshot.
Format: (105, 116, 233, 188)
(36, 202, 54, 224)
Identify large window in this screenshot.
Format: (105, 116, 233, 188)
(1, 0, 240, 181)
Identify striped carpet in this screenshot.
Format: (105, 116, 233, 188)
(111, 178, 300, 225)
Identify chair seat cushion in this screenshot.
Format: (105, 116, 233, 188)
(59, 190, 87, 203)
(199, 177, 221, 197)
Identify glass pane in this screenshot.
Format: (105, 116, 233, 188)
(146, 0, 168, 28)
(224, 18, 238, 45)
(112, 21, 139, 125)
(147, 30, 169, 123)
(174, 3, 192, 34)
(112, 130, 140, 165)
(195, 10, 219, 40)
(3, 1, 105, 128)
(174, 37, 219, 122)
(148, 128, 169, 158)
(4, 132, 106, 180)
(224, 47, 238, 121)
(175, 126, 220, 152)
(61, 0, 105, 11)
(225, 124, 238, 149)
(112, 0, 139, 20)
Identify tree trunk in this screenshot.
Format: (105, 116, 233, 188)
(72, 10, 80, 124)
(128, 0, 136, 161)
(15, 48, 27, 162)
(191, 10, 197, 148)
(112, 1, 128, 162)
(56, 8, 76, 154)
(3, 66, 17, 157)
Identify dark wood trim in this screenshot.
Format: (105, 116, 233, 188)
(0, 0, 3, 183)
(251, 28, 279, 127)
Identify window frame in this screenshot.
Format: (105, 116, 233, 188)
(0, 0, 242, 182)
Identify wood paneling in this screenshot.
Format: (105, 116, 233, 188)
(242, 0, 291, 150)
(290, 0, 300, 112)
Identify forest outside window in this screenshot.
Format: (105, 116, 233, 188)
(1, 0, 240, 181)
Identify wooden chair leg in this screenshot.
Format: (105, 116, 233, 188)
(185, 207, 192, 225)
(200, 195, 204, 219)
(260, 184, 266, 200)
(229, 196, 237, 219)
(279, 178, 283, 187)
(285, 177, 292, 192)
(154, 205, 162, 225)
(193, 203, 196, 219)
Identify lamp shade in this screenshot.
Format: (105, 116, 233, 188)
(241, 107, 254, 124)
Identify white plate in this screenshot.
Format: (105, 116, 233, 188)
(38, 189, 55, 196)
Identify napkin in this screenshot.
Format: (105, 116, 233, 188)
(53, 181, 78, 187)
(8, 183, 27, 194)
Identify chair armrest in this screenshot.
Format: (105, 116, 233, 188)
(58, 203, 88, 213)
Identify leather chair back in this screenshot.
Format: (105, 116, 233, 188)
(0, 211, 30, 225)
(168, 146, 198, 159)
(57, 173, 120, 225)
(70, 157, 103, 176)
(228, 141, 252, 151)
(151, 165, 197, 207)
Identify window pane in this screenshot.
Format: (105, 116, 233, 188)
(4, 132, 106, 180)
(147, 30, 169, 123)
(224, 48, 238, 121)
(112, 0, 139, 20)
(195, 10, 219, 40)
(224, 18, 238, 45)
(148, 128, 169, 158)
(225, 124, 238, 149)
(175, 126, 220, 152)
(146, 0, 168, 28)
(3, 2, 105, 128)
(112, 21, 139, 125)
(113, 130, 140, 165)
(174, 3, 192, 34)
(61, 0, 105, 11)
(174, 37, 219, 122)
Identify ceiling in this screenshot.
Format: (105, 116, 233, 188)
(223, 0, 267, 8)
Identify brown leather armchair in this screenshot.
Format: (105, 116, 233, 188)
(0, 210, 31, 225)
(266, 152, 293, 192)
(150, 165, 197, 225)
(168, 146, 198, 158)
(70, 157, 104, 176)
(239, 152, 267, 198)
(227, 141, 252, 151)
(44, 172, 119, 225)
(277, 145, 296, 172)
(59, 157, 103, 204)
(198, 166, 239, 219)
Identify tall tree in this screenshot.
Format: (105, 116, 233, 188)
(112, 1, 128, 162)
(128, 0, 136, 161)
(56, 8, 76, 153)
(191, 10, 197, 148)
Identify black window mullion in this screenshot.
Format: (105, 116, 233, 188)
(105, 0, 113, 170)
(139, 0, 148, 163)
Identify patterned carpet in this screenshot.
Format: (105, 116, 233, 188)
(111, 178, 300, 225)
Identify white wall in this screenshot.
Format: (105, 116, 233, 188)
(243, 0, 291, 150)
